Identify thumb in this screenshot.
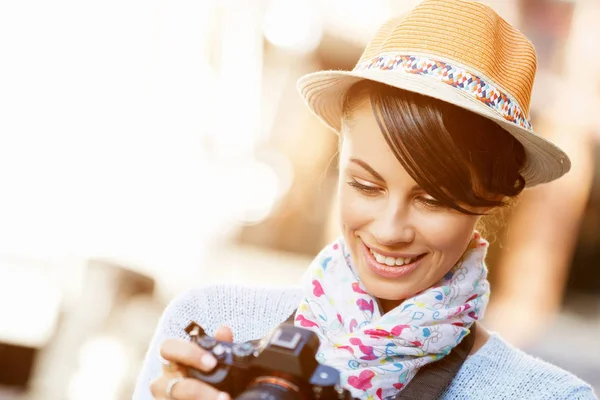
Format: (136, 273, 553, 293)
(214, 325, 234, 342)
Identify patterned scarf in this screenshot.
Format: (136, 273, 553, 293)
(294, 233, 490, 400)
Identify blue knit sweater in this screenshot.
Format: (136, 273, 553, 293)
(133, 284, 596, 399)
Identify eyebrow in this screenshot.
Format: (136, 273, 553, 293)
(349, 158, 385, 182)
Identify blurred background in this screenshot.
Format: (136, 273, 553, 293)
(0, 0, 598, 398)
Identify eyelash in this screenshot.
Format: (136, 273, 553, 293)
(418, 197, 443, 208)
(346, 180, 444, 208)
(346, 180, 380, 195)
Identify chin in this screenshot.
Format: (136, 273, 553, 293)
(363, 279, 417, 301)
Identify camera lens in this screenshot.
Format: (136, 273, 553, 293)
(235, 382, 300, 400)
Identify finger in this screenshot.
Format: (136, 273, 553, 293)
(161, 360, 186, 375)
(150, 376, 231, 400)
(159, 351, 183, 375)
(160, 338, 218, 372)
(214, 325, 233, 342)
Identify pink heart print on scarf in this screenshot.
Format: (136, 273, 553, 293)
(295, 233, 490, 400)
(312, 280, 325, 297)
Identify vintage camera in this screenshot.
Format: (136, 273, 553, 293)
(185, 321, 358, 400)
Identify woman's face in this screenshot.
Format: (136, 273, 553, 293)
(339, 101, 484, 311)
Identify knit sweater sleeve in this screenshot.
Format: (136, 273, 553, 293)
(132, 284, 303, 400)
(562, 384, 597, 399)
(441, 334, 598, 399)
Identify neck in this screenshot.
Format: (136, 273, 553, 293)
(378, 298, 403, 314)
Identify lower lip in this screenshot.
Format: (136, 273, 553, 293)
(361, 241, 424, 279)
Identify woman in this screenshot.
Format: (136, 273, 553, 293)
(135, 0, 596, 399)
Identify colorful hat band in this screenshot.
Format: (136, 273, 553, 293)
(355, 54, 533, 131)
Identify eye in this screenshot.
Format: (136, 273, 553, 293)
(346, 178, 381, 196)
(416, 195, 444, 208)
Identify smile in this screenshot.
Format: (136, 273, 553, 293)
(361, 241, 426, 279)
(369, 249, 423, 266)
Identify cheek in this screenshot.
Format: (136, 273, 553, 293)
(338, 186, 372, 229)
(414, 212, 479, 254)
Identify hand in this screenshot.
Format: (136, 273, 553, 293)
(150, 325, 233, 400)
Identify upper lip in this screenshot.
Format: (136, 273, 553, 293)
(363, 241, 425, 259)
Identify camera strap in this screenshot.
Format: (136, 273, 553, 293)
(395, 323, 477, 400)
(283, 310, 477, 400)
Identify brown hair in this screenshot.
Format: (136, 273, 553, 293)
(341, 80, 526, 215)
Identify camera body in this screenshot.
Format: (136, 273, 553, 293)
(185, 321, 357, 400)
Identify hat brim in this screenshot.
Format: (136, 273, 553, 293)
(297, 69, 570, 188)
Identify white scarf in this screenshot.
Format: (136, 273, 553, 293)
(295, 233, 490, 400)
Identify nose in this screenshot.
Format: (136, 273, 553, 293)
(371, 203, 416, 247)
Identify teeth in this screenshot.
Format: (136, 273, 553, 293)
(370, 249, 414, 266)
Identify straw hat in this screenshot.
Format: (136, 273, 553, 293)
(297, 0, 571, 187)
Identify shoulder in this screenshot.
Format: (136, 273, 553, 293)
(161, 283, 303, 342)
(443, 334, 597, 399)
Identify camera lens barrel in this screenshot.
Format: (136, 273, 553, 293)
(234, 382, 301, 400)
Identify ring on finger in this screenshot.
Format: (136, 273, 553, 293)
(166, 376, 186, 400)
